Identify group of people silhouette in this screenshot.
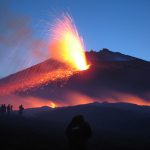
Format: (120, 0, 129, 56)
(0, 104, 13, 113)
(0, 104, 24, 115)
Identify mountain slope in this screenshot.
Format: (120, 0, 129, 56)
(0, 49, 150, 107)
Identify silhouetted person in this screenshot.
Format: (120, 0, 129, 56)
(3, 104, 6, 113)
(10, 105, 13, 112)
(0, 104, 2, 112)
(0, 104, 3, 113)
(19, 104, 24, 115)
(66, 115, 92, 150)
(7, 104, 11, 114)
(1, 104, 6, 114)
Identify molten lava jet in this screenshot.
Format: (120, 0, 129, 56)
(49, 14, 89, 71)
(0, 14, 89, 96)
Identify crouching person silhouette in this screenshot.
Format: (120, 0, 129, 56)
(66, 115, 92, 150)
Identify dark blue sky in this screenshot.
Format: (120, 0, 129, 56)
(0, 0, 150, 77)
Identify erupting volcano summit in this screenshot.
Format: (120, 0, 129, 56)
(49, 14, 89, 71)
(0, 14, 90, 96)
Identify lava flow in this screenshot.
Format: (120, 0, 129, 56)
(0, 14, 89, 96)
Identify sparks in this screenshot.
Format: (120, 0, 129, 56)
(49, 14, 89, 71)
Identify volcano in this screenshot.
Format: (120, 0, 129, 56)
(0, 48, 150, 107)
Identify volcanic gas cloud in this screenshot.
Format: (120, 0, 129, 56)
(0, 14, 89, 96)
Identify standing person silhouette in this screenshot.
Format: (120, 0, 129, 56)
(3, 104, 6, 113)
(7, 104, 11, 114)
(65, 115, 92, 150)
(10, 105, 13, 112)
(0, 104, 3, 114)
(19, 104, 24, 115)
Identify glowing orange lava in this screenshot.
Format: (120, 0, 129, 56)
(0, 68, 74, 96)
(50, 102, 56, 108)
(49, 14, 89, 71)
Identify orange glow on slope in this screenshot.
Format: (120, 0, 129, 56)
(61, 91, 150, 107)
(65, 91, 94, 106)
(0, 95, 57, 110)
(49, 14, 89, 71)
(1, 91, 150, 110)
(0, 68, 74, 96)
(108, 93, 150, 106)
(50, 102, 56, 108)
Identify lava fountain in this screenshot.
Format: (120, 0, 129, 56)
(0, 14, 89, 96)
(49, 14, 89, 71)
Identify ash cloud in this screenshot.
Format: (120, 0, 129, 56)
(0, 3, 49, 78)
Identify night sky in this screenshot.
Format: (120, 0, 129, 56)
(0, 0, 150, 78)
